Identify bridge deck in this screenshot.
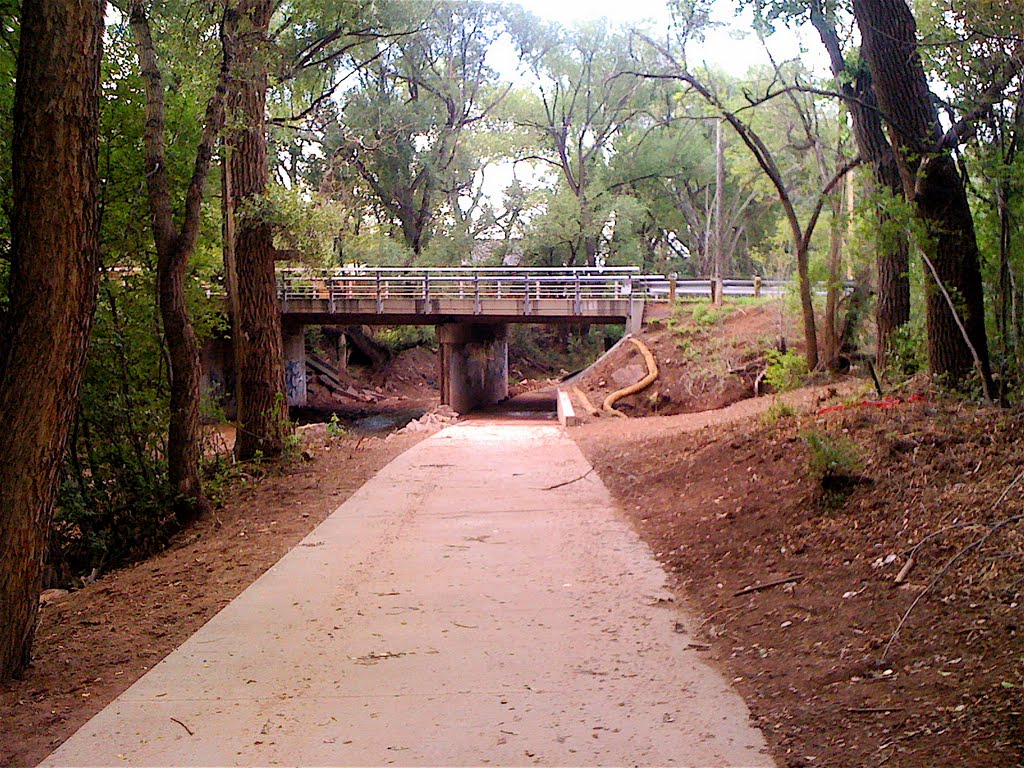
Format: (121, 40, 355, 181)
(277, 267, 655, 326)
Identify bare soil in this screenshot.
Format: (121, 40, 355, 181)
(0, 429, 426, 768)
(574, 390, 1024, 767)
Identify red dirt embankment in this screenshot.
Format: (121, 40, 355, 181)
(575, 390, 1024, 767)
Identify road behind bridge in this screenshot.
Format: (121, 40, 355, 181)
(42, 421, 772, 767)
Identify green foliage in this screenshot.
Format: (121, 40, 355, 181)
(801, 429, 862, 508)
(760, 398, 796, 425)
(326, 412, 347, 439)
(238, 184, 347, 265)
(375, 325, 435, 352)
(689, 302, 730, 328)
(885, 323, 926, 377)
(342, 229, 416, 266)
(509, 324, 613, 377)
(55, 272, 177, 575)
(763, 349, 808, 393)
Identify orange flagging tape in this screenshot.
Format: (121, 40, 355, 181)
(815, 393, 927, 415)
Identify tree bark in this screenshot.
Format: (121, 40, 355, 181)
(0, 0, 103, 681)
(811, 1, 909, 370)
(129, 2, 230, 521)
(821, 178, 845, 370)
(711, 118, 726, 306)
(809, 0, 911, 369)
(225, 0, 287, 460)
(853, 0, 992, 391)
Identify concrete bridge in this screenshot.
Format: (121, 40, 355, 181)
(276, 266, 666, 413)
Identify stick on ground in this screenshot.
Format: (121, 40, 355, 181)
(733, 575, 803, 597)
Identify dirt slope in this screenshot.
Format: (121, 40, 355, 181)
(572, 299, 801, 418)
(574, 390, 1024, 767)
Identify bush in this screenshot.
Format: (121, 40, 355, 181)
(802, 429, 860, 479)
(764, 350, 808, 392)
(801, 429, 864, 508)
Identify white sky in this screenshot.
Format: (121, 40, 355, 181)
(504, 0, 828, 77)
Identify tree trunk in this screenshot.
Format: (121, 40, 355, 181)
(130, 2, 229, 522)
(853, 0, 992, 391)
(0, 0, 103, 681)
(711, 118, 726, 306)
(821, 180, 845, 371)
(225, 0, 287, 460)
(810, 1, 911, 369)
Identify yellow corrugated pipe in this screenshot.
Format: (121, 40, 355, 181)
(602, 337, 659, 417)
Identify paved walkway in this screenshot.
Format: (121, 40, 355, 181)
(42, 422, 772, 767)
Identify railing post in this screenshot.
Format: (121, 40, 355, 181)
(574, 273, 581, 315)
(474, 271, 481, 315)
(669, 273, 677, 303)
(375, 269, 383, 313)
(524, 273, 532, 314)
(754, 274, 762, 298)
(423, 273, 430, 303)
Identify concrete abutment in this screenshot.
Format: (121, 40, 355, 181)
(438, 322, 509, 414)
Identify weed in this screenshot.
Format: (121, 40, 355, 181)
(690, 303, 729, 327)
(761, 399, 796, 425)
(802, 429, 860, 479)
(326, 412, 347, 439)
(801, 429, 863, 508)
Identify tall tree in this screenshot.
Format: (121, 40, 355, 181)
(513, 21, 648, 266)
(224, 0, 287, 460)
(128, 1, 231, 521)
(326, 0, 510, 261)
(852, 0, 996, 391)
(639, 36, 858, 369)
(0, 0, 103, 680)
(806, 0, 911, 368)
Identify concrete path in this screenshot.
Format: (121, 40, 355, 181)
(42, 422, 773, 767)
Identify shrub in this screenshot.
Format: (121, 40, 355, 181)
(801, 429, 865, 509)
(764, 350, 808, 392)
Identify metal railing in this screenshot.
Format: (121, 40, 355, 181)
(276, 266, 669, 306)
(275, 267, 797, 312)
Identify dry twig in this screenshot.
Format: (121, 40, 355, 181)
(542, 467, 594, 491)
(733, 575, 803, 597)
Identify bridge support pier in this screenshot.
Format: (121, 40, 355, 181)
(283, 323, 307, 407)
(438, 322, 508, 414)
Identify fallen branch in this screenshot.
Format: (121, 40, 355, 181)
(884, 513, 1024, 658)
(846, 707, 904, 714)
(733, 574, 803, 597)
(893, 556, 915, 585)
(572, 386, 600, 417)
(884, 468, 1024, 653)
(543, 467, 594, 491)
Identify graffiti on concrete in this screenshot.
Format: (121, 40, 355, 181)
(285, 360, 306, 405)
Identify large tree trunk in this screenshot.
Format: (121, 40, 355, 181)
(130, 3, 229, 523)
(225, 0, 287, 460)
(0, 0, 103, 681)
(711, 118, 726, 306)
(853, 0, 992, 391)
(810, 1, 911, 369)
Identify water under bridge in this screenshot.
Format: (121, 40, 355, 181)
(266, 267, 777, 412)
